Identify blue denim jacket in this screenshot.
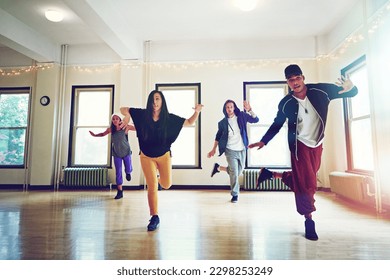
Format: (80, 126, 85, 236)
(215, 110, 259, 156)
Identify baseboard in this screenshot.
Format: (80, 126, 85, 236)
(169, 185, 230, 190)
(0, 184, 24, 190)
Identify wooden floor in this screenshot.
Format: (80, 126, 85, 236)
(0, 188, 389, 260)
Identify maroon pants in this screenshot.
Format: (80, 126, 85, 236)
(282, 141, 323, 216)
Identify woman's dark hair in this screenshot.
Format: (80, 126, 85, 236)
(111, 114, 121, 134)
(141, 90, 170, 143)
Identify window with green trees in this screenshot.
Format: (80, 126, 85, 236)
(0, 88, 31, 167)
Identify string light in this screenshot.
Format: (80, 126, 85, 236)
(2, 1, 389, 75)
(0, 64, 54, 76)
(317, 0, 390, 62)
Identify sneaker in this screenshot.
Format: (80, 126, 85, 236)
(126, 173, 131, 181)
(231, 195, 238, 203)
(256, 168, 273, 188)
(114, 190, 123, 200)
(211, 163, 220, 177)
(304, 219, 319, 241)
(147, 215, 160, 231)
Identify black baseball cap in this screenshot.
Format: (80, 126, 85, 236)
(284, 64, 303, 79)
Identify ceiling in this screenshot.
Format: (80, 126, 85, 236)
(0, 0, 361, 63)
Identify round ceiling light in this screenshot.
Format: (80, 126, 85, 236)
(45, 10, 64, 22)
(233, 0, 258, 12)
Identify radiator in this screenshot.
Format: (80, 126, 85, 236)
(243, 169, 290, 191)
(329, 171, 374, 204)
(63, 167, 108, 187)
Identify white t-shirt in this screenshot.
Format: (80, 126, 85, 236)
(294, 96, 323, 148)
(226, 115, 245, 151)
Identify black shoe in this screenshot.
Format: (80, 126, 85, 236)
(147, 215, 160, 231)
(211, 163, 220, 177)
(256, 168, 273, 188)
(231, 195, 238, 203)
(304, 219, 319, 241)
(126, 173, 131, 181)
(114, 190, 123, 199)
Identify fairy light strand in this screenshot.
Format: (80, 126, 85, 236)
(1, 1, 389, 75)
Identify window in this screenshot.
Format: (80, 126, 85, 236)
(69, 85, 114, 166)
(0, 88, 30, 168)
(342, 56, 374, 173)
(244, 82, 291, 168)
(156, 83, 201, 168)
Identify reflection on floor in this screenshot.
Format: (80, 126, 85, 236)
(0, 189, 389, 260)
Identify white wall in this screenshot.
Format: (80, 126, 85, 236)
(149, 37, 317, 62)
(0, 46, 34, 67)
(365, 1, 390, 206)
(29, 64, 60, 185)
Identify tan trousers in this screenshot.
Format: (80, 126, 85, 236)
(140, 151, 172, 216)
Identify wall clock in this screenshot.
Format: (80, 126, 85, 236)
(40, 96, 50, 106)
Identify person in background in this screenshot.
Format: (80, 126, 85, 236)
(120, 90, 203, 231)
(248, 64, 358, 240)
(89, 113, 135, 199)
(207, 100, 259, 203)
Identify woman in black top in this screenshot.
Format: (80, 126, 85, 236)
(120, 90, 203, 231)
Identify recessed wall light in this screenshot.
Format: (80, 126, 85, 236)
(233, 0, 258, 12)
(45, 10, 64, 22)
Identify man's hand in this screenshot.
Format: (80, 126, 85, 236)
(248, 141, 265, 150)
(207, 149, 216, 158)
(243, 100, 252, 112)
(336, 75, 354, 94)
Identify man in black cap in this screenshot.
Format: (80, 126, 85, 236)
(248, 64, 358, 240)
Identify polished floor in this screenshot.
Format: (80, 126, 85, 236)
(0, 188, 389, 260)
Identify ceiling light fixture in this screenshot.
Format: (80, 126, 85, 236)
(233, 0, 258, 12)
(45, 10, 64, 22)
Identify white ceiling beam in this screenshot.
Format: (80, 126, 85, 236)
(63, 0, 142, 60)
(0, 8, 58, 63)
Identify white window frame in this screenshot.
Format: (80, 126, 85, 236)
(0, 87, 31, 168)
(342, 55, 374, 174)
(69, 85, 114, 167)
(244, 81, 291, 169)
(156, 83, 201, 169)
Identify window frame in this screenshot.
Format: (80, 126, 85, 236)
(0, 87, 31, 169)
(244, 81, 291, 169)
(155, 83, 201, 169)
(341, 55, 374, 176)
(68, 85, 114, 167)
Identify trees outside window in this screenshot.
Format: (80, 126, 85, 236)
(0, 88, 30, 167)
